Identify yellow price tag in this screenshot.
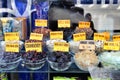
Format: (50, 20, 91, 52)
(25, 42, 42, 52)
(58, 20, 70, 28)
(79, 21, 90, 28)
(94, 33, 105, 41)
(35, 19, 47, 27)
(53, 42, 69, 52)
(104, 41, 119, 51)
(30, 33, 43, 40)
(50, 31, 63, 40)
(73, 32, 86, 41)
(113, 35, 120, 41)
(4, 32, 19, 41)
(5, 43, 19, 52)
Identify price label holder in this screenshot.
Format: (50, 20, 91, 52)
(4, 32, 19, 41)
(113, 35, 120, 41)
(78, 21, 90, 28)
(73, 32, 86, 41)
(35, 19, 47, 27)
(94, 33, 105, 41)
(103, 41, 119, 51)
(30, 33, 43, 40)
(5, 43, 19, 52)
(79, 40, 95, 50)
(50, 31, 63, 40)
(53, 42, 69, 52)
(58, 20, 70, 28)
(25, 42, 42, 52)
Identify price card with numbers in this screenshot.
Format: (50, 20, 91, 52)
(53, 42, 69, 52)
(73, 32, 86, 41)
(78, 21, 90, 28)
(4, 32, 19, 41)
(25, 42, 42, 52)
(79, 40, 95, 50)
(5, 43, 19, 52)
(35, 19, 47, 27)
(30, 33, 43, 40)
(113, 35, 120, 41)
(58, 20, 70, 28)
(94, 33, 105, 41)
(50, 31, 63, 40)
(104, 41, 119, 51)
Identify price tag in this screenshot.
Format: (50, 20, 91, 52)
(50, 31, 63, 40)
(30, 33, 43, 40)
(25, 42, 42, 52)
(58, 20, 70, 28)
(94, 33, 105, 41)
(35, 19, 47, 27)
(104, 41, 119, 51)
(79, 21, 90, 28)
(79, 40, 95, 50)
(4, 32, 19, 41)
(113, 35, 120, 41)
(53, 42, 69, 52)
(5, 43, 19, 52)
(73, 32, 86, 41)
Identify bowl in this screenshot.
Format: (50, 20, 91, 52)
(23, 58, 46, 70)
(0, 56, 21, 71)
(47, 57, 72, 71)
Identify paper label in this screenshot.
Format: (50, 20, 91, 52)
(30, 33, 43, 40)
(94, 33, 105, 41)
(50, 31, 63, 40)
(25, 42, 42, 52)
(58, 20, 70, 28)
(53, 42, 69, 52)
(73, 32, 86, 41)
(79, 21, 90, 28)
(6, 43, 19, 52)
(35, 19, 47, 27)
(104, 41, 119, 51)
(113, 35, 120, 41)
(4, 32, 19, 41)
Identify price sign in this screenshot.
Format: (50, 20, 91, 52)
(35, 19, 47, 27)
(53, 42, 69, 52)
(104, 41, 119, 51)
(4, 32, 19, 41)
(30, 33, 43, 40)
(79, 40, 95, 50)
(73, 32, 86, 41)
(25, 42, 42, 52)
(94, 33, 105, 41)
(6, 43, 19, 52)
(50, 31, 63, 40)
(113, 35, 120, 41)
(58, 20, 70, 28)
(79, 21, 90, 28)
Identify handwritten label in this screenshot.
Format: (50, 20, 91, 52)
(35, 19, 47, 27)
(113, 35, 120, 41)
(5, 32, 19, 41)
(6, 43, 19, 52)
(25, 42, 42, 52)
(50, 31, 63, 40)
(30, 33, 43, 40)
(53, 42, 69, 52)
(79, 21, 90, 28)
(58, 20, 70, 28)
(73, 33, 86, 41)
(94, 33, 105, 41)
(104, 41, 119, 51)
(79, 40, 95, 50)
